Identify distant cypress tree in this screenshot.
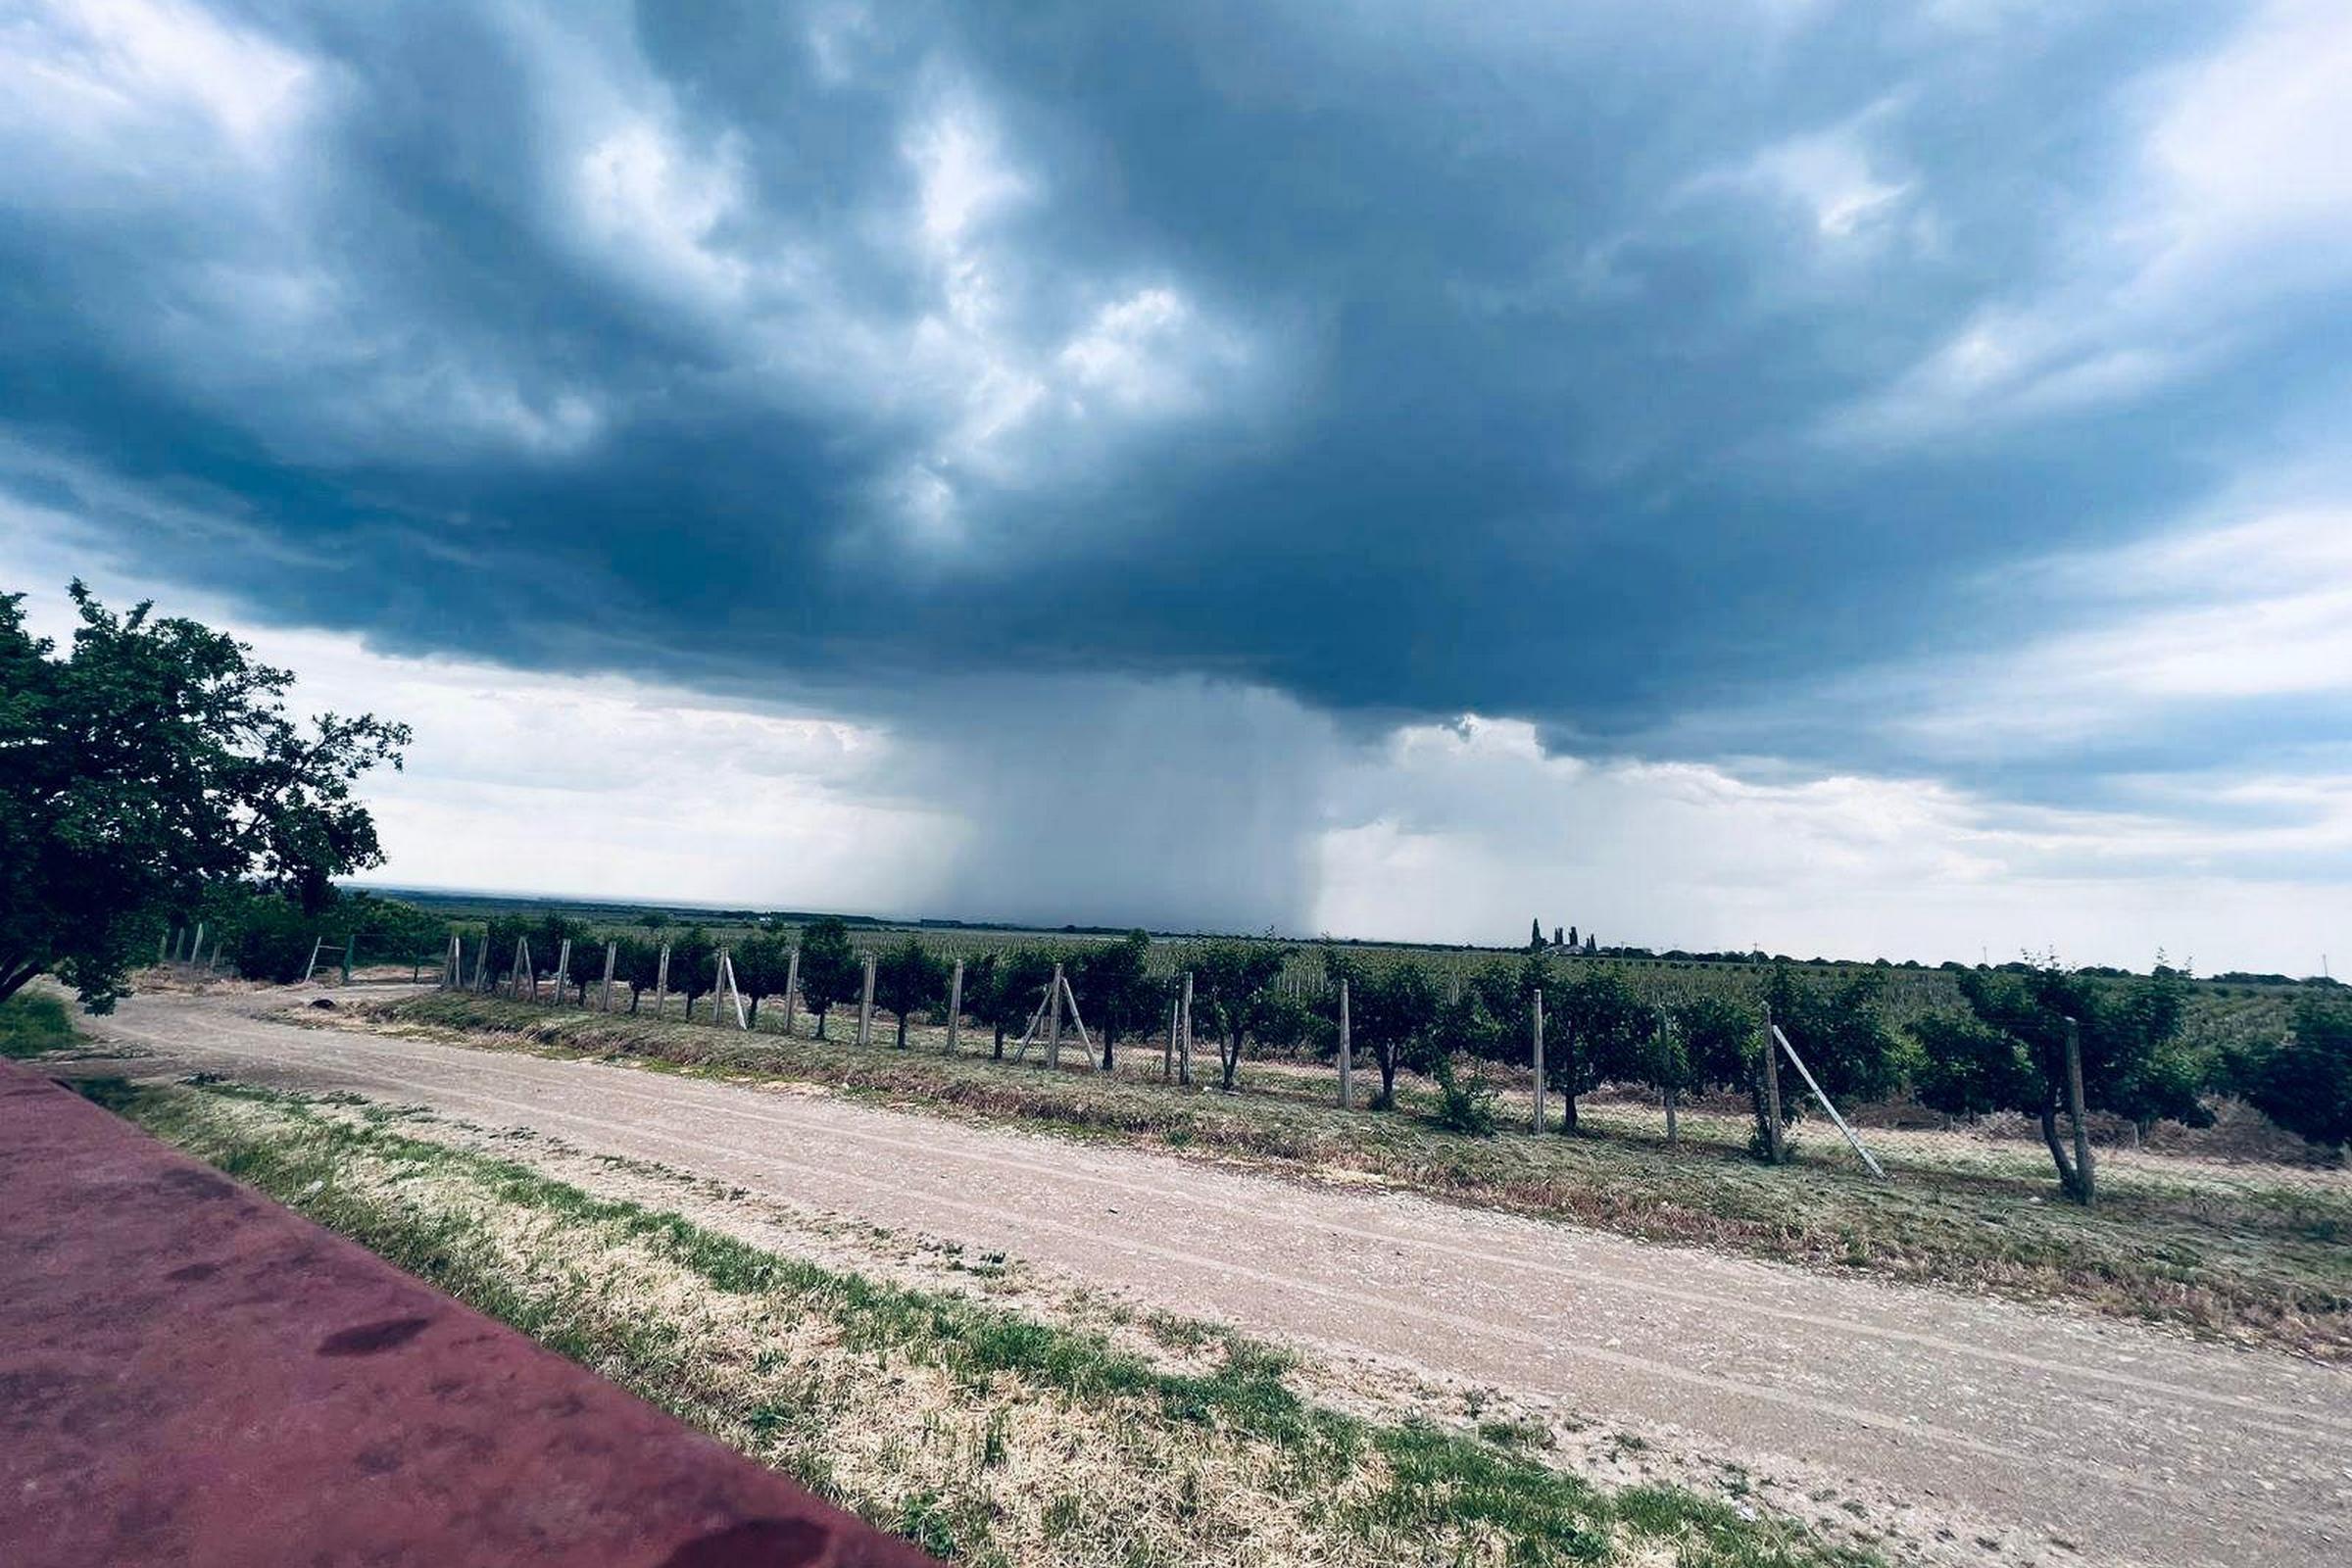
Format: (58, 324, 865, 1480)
(1529, 917, 1544, 952)
(1568, 925, 1579, 952)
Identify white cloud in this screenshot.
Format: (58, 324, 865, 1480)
(1311, 715, 2347, 971)
(1834, 0, 2352, 445)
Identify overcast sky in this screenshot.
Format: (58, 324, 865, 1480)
(4, 0, 2348, 971)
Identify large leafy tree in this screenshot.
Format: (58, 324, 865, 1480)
(1, 584, 409, 1011)
(974, 947, 1056, 1058)
(1070, 929, 1156, 1069)
(1547, 966, 1653, 1131)
(1191, 940, 1291, 1092)
(796, 917, 860, 1039)
(873, 935, 948, 1048)
(1324, 950, 1442, 1107)
(2231, 993, 2352, 1155)
(1912, 961, 2206, 1200)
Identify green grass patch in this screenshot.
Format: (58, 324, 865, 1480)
(0, 992, 75, 1058)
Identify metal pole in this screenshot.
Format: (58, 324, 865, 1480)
(946, 959, 963, 1054)
(554, 939, 571, 1006)
(782, 949, 800, 1036)
(2064, 1016, 2094, 1206)
(1772, 1024, 1885, 1179)
(303, 936, 323, 985)
(601, 942, 616, 1012)
(1338, 976, 1352, 1109)
(655, 944, 669, 1016)
(1760, 1004, 1785, 1163)
(187, 922, 206, 973)
(1531, 988, 1545, 1134)
(856, 953, 876, 1047)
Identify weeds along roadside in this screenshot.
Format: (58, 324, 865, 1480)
(84, 1076, 1882, 1568)
(349, 994, 2352, 1359)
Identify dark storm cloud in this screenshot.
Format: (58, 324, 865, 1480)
(3, 0, 2347, 793)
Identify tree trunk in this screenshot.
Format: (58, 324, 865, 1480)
(629, 989, 641, 1014)
(746, 995, 760, 1026)
(815, 1007, 828, 1040)
(1101, 1029, 1114, 1072)
(1377, 1047, 1398, 1107)
(0, 961, 47, 1007)
(993, 1022, 1005, 1060)
(895, 1010, 908, 1049)
(2039, 1094, 2085, 1200)
(1222, 1027, 1243, 1091)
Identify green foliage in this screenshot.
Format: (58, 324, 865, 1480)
(1326, 949, 1441, 1107)
(1068, 930, 1156, 1068)
(2233, 994, 2352, 1154)
(1192, 940, 1292, 1091)
(0, 584, 408, 1010)
(1426, 1055, 1499, 1136)
(873, 935, 948, 1048)
(795, 917, 858, 1038)
(0, 993, 74, 1058)
(731, 934, 793, 1023)
(1547, 966, 1654, 1130)
(1923, 960, 2207, 1198)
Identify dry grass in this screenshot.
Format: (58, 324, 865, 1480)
(91, 1077, 1882, 1568)
(357, 995, 2352, 1357)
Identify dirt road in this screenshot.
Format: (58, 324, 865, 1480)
(67, 990, 2352, 1568)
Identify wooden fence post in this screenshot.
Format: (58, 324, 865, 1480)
(1661, 1008, 1679, 1147)
(1761, 1004, 1785, 1164)
(1531, 987, 1545, 1134)
(1178, 971, 1193, 1087)
(655, 944, 670, 1016)
(554, 939, 571, 1006)
(187, 923, 206, 973)
(782, 948, 800, 1036)
(601, 941, 616, 1012)
(1164, 995, 1179, 1082)
(303, 936, 323, 985)
(471, 936, 488, 992)
(2064, 1016, 2095, 1206)
(1339, 976, 1353, 1109)
(1046, 962, 1065, 1069)
(856, 953, 876, 1047)
(946, 958, 963, 1054)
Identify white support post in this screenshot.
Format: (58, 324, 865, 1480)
(1338, 977, 1353, 1109)
(445, 933, 462, 990)
(856, 953, 876, 1047)
(517, 937, 536, 1001)
(1058, 971, 1096, 1068)
(1771, 1024, 1886, 1179)
(1046, 962, 1064, 1069)
(554, 939, 571, 1006)
(1531, 988, 1545, 1134)
(946, 959, 963, 1054)
(782, 948, 800, 1035)
(471, 936, 488, 992)
(1178, 970, 1194, 1087)
(187, 922, 206, 972)
(601, 941, 616, 1012)
(158, 931, 172, 966)
(655, 944, 670, 1016)
(723, 950, 749, 1030)
(304, 936, 324, 985)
